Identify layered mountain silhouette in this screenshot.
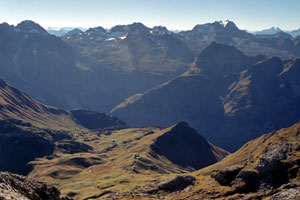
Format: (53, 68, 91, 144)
(179, 21, 300, 58)
(0, 77, 228, 199)
(0, 20, 193, 112)
(0, 19, 300, 200)
(1, 20, 300, 114)
(254, 27, 283, 35)
(112, 42, 300, 151)
(254, 26, 300, 37)
(0, 78, 125, 175)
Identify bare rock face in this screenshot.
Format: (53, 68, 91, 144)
(0, 171, 70, 200)
(270, 188, 300, 200)
(231, 169, 259, 193)
(211, 148, 293, 193)
(145, 175, 196, 194)
(211, 164, 244, 186)
(157, 175, 196, 192)
(211, 124, 300, 198)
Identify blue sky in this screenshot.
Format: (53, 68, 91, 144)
(0, 0, 299, 31)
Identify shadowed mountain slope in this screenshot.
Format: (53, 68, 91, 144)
(0, 78, 125, 175)
(1, 20, 300, 113)
(195, 42, 264, 78)
(151, 121, 228, 170)
(0, 20, 194, 112)
(112, 43, 300, 151)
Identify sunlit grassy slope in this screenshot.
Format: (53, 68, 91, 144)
(29, 122, 228, 200)
(0, 78, 85, 132)
(116, 121, 300, 200)
(29, 127, 184, 199)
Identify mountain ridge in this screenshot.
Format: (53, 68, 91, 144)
(112, 42, 300, 151)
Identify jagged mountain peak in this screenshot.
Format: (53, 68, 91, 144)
(166, 121, 206, 139)
(222, 20, 238, 29)
(270, 26, 282, 31)
(128, 22, 150, 35)
(273, 31, 293, 39)
(255, 27, 283, 35)
(15, 20, 48, 36)
(129, 22, 148, 28)
(191, 20, 238, 34)
(195, 42, 256, 77)
(191, 22, 222, 34)
(63, 28, 83, 37)
(198, 42, 243, 59)
(110, 24, 129, 32)
(171, 121, 191, 129)
(151, 25, 171, 35)
(0, 22, 13, 30)
(86, 26, 107, 36)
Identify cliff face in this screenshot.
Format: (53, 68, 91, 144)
(0, 171, 70, 200)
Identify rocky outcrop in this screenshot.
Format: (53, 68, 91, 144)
(157, 176, 196, 192)
(210, 122, 300, 198)
(144, 175, 196, 194)
(271, 188, 300, 200)
(212, 146, 298, 194)
(0, 171, 70, 200)
(211, 164, 244, 186)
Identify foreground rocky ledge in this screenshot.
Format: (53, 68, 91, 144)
(0, 171, 70, 200)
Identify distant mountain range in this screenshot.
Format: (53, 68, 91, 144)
(0, 19, 300, 151)
(112, 42, 300, 151)
(253, 27, 300, 37)
(48, 24, 300, 38)
(47, 27, 87, 36)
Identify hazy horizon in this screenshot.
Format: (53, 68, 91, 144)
(1, 0, 300, 31)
